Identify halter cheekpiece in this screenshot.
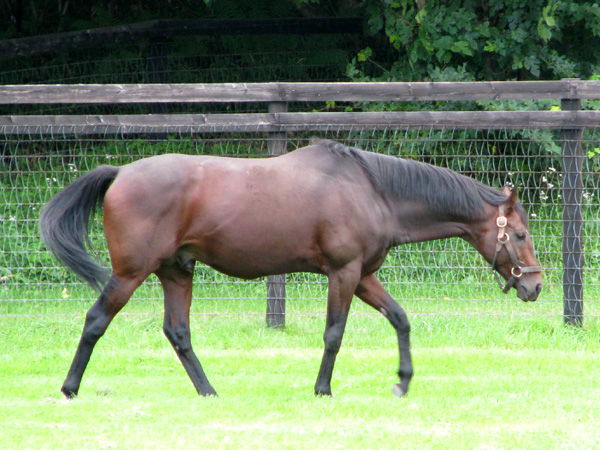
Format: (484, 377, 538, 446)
(491, 205, 542, 293)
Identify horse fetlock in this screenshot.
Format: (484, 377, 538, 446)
(397, 366, 413, 394)
(398, 366, 413, 380)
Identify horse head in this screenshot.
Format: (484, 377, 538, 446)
(475, 186, 543, 302)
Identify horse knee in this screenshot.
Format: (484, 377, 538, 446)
(386, 308, 410, 336)
(80, 307, 110, 345)
(80, 276, 135, 346)
(81, 325, 105, 346)
(163, 324, 191, 352)
(323, 327, 344, 354)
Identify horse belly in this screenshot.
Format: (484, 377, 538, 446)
(187, 225, 321, 279)
(183, 200, 323, 279)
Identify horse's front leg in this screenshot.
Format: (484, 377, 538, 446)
(355, 273, 413, 396)
(314, 263, 361, 396)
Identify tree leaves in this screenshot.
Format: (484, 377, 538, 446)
(353, 0, 600, 81)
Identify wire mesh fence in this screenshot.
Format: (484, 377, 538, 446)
(2, 126, 598, 319)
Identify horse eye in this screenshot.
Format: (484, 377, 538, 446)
(515, 232, 526, 241)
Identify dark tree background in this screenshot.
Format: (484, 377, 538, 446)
(2, 0, 599, 83)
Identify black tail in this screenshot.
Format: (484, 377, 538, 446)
(39, 165, 120, 292)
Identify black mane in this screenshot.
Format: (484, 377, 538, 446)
(317, 140, 508, 222)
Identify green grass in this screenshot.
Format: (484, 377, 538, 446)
(1, 296, 600, 450)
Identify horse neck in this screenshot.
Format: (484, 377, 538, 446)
(387, 200, 494, 246)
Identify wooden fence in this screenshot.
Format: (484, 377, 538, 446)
(1, 80, 597, 326)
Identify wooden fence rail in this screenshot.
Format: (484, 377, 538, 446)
(1, 80, 595, 326)
(0, 79, 600, 104)
(1, 80, 600, 104)
(1, 111, 600, 134)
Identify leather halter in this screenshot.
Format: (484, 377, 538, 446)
(491, 205, 542, 293)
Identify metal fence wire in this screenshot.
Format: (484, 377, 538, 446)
(2, 126, 599, 319)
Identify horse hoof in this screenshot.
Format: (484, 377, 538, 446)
(61, 388, 77, 400)
(315, 391, 333, 397)
(200, 390, 218, 397)
(392, 384, 406, 397)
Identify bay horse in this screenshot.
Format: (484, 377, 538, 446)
(40, 140, 542, 399)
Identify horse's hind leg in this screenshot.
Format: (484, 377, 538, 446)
(156, 262, 216, 396)
(61, 274, 141, 398)
(355, 273, 413, 396)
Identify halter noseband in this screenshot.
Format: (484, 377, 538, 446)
(492, 205, 542, 293)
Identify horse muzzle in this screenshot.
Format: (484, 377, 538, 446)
(516, 278, 543, 302)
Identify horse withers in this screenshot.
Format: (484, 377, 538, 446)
(40, 140, 542, 398)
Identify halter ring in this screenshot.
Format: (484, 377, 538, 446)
(511, 266, 523, 278)
(496, 216, 507, 228)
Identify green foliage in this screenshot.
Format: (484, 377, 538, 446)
(350, 0, 600, 82)
(344, 1, 600, 186)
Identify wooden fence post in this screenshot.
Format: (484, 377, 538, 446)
(561, 96, 584, 326)
(266, 102, 287, 328)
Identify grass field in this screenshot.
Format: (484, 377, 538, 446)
(1, 293, 599, 450)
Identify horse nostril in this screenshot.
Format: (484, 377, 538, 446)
(535, 283, 542, 296)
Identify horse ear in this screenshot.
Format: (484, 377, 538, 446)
(502, 184, 518, 209)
